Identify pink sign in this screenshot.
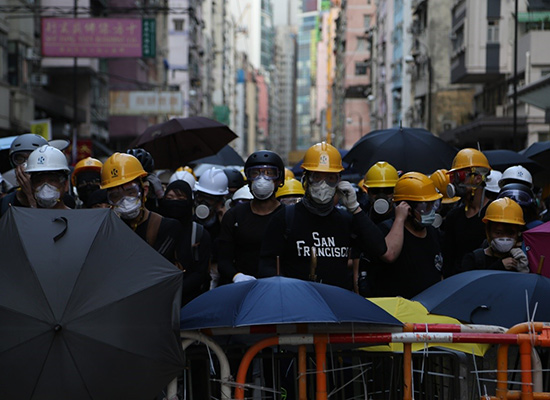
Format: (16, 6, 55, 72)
(41, 18, 142, 58)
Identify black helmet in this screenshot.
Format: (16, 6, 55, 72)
(126, 148, 154, 173)
(497, 183, 536, 208)
(223, 168, 245, 189)
(244, 150, 284, 181)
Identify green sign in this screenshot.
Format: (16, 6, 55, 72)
(321, 0, 331, 11)
(142, 19, 156, 58)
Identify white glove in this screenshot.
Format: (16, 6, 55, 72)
(146, 174, 165, 199)
(509, 248, 530, 273)
(337, 181, 360, 213)
(233, 273, 257, 283)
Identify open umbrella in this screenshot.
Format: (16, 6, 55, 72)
(132, 116, 237, 169)
(524, 221, 550, 277)
(180, 276, 402, 330)
(413, 270, 550, 328)
(190, 144, 245, 167)
(521, 141, 550, 169)
(343, 127, 457, 174)
(0, 207, 184, 399)
(482, 149, 544, 173)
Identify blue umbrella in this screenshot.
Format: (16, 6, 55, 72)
(413, 270, 550, 328)
(180, 276, 402, 330)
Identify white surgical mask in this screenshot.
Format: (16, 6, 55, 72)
(35, 183, 61, 208)
(419, 208, 437, 227)
(251, 177, 275, 200)
(114, 196, 141, 220)
(491, 237, 515, 253)
(309, 181, 336, 205)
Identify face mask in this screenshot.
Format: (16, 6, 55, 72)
(432, 213, 443, 229)
(159, 199, 192, 221)
(251, 177, 275, 200)
(419, 208, 437, 227)
(78, 184, 100, 204)
(491, 237, 515, 253)
(195, 203, 211, 220)
(114, 196, 141, 220)
(309, 181, 336, 205)
(35, 183, 61, 208)
(373, 198, 391, 215)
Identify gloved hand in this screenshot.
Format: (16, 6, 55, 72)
(337, 181, 360, 213)
(233, 272, 257, 283)
(509, 248, 530, 273)
(146, 174, 165, 199)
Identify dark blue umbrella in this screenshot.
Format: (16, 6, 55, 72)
(180, 276, 402, 329)
(191, 144, 245, 167)
(413, 270, 550, 328)
(521, 141, 550, 169)
(482, 149, 544, 173)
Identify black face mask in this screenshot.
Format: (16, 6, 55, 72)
(78, 184, 100, 205)
(159, 198, 193, 222)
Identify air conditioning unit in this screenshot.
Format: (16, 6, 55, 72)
(25, 48, 40, 61)
(30, 73, 48, 86)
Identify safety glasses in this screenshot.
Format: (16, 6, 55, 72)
(449, 169, 474, 184)
(413, 199, 441, 215)
(245, 165, 280, 181)
(30, 172, 67, 186)
(107, 182, 141, 204)
(308, 172, 340, 187)
(11, 151, 31, 167)
(498, 190, 534, 207)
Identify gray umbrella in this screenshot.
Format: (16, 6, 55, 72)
(0, 207, 183, 399)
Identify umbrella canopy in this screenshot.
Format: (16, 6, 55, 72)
(343, 127, 457, 175)
(524, 221, 550, 277)
(482, 149, 544, 173)
(413, 270, 550, 328)
(132, 116, 237, 169)
(191, 144, 245, 167)
(521, 141, 550, 169)
(364, 297, 490, 356)
(180, 276, 402, 330)
(0, 207, 184, 399)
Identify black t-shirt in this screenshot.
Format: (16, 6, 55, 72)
(259, 202, 387, 290)
(441, 204, 487, 277)
(218, 202, 283, 284)
(461, 248, 507, 272)
(368, 220, 443, 299)
(134, 212, 182, 264)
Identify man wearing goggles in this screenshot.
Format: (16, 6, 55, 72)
(497, 182, 543, 230)
(218, 151, 285, 285)
(369, 172, 444, 299)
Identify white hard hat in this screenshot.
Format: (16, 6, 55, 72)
(485, 170, 503, 194)
(232, 185, 254, 201)
(169, 170, 196, 190)
(499, 165, 533, 188)
(26, 145, 70, 174)
(194, 167, 229, 196)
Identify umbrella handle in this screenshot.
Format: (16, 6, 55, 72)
(469, 305, 489, 323)
(52, 217, 68, 242)
(537, 255, 545, 274)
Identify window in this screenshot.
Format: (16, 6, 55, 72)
(363, 15, 371, 29)
(173, 19, 185, 31)
(356, 38, 367, 51)
(0, 31, 7, 84)
(355, 61, 369, 75)
(487, 20, 499, 43)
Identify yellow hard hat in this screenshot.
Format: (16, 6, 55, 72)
(358, 179, 367, 193)
(449, 148, 491, 173)
(482, 197, 525, 225)
(72, 157, 103, 186)
(393, 172, 443, 202)
(276, 178, 305, 198)
(364, 161, 399, 188)
(284, 168, 295, 180)
(177, 166, 197, 179)
(430, 169, 460, 204)
(301, 142, 344, 173)
(101, 153, 147, 189)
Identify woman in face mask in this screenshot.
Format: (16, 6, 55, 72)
(159, 180, 193, 224)
(461, 197, 529, 272)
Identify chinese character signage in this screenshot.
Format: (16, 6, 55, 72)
(30, 119, 52, 141)
(41, 18, 156, 58)
(109, 91, 183, 116)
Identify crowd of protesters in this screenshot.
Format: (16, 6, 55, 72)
(1, 133, 549, 305)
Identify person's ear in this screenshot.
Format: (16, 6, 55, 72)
(142, 184, 149, 198)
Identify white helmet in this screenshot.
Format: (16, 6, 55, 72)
(499, 165, 533, 188)
(26, 145, 70, 174)
(485, 170, 503, 194)
(169, 170, 196, 190)
(194, 167, 229, 196)
(232, 185, 254, 201)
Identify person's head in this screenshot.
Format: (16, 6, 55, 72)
(244, 150, 285, 201)
(86, 188, 110, 209)
(229, 185, 254, 208)
(393, 172, 443, 230)
(301, 142, 343, 206)
(169, 170, 196, 190)
(447, 148, 491, 199)
(101, 153, 148, 221)
(71, 157, 103, 204)
(223, 168, 246, 195)
(158, 179, 194, 223)
(9, 134, 48, 168)
(484, 170, 503, 201)
(363, 161, 399, 215)
(276, 178, 305, 206)
(126, 148, 155, 173)
(194, 167, 228, 226)
(499, 165, 533, 189)
(497, 182, 538, 224)
(26, 145, 71, 208)
(482, 197, 525, 254)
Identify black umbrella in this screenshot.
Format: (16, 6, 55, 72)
(0, 207, 184, 399)
(482, 149, 544, 173)
(521, 141, 550, 169)
(190, 144, 245, 167)
(132, 116, 237, 169)
(343, 127, 457, 175)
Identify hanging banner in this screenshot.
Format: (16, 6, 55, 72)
(30, 119, 52, 141)
(109, 91, 183, 116)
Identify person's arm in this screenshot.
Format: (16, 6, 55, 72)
(379, 202, 410, 263)
(258, 208, 287, 278)
(351, 209, 387, 261)
(182, 229, 212, 295)
(217, 210, 239, 282)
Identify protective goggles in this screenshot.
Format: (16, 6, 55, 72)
(245, 165, 279, 181)
(412, 199, 441, 215)
(107, 182, 141, 204)
(449, 169, 475, 184)
(498, 190, 534, 207)
(11, 151, 31, 167)
(308, 172, 340, 187)
(30, 172, 67, 186)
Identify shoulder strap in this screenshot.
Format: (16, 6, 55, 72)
(146, 212, 162, 247)
(284, 204, 294, 239)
